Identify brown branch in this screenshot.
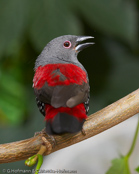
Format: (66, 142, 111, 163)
(0, 88, 139, 164)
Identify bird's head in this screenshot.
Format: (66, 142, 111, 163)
(35, 35, 94, 68)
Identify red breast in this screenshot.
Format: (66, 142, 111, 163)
(33, 63, 87, 89)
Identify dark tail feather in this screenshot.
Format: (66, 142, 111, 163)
(45, 113, 85, 135)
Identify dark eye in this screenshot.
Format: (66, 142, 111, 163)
(63, 41, 71, 48)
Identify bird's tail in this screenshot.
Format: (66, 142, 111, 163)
(45, 104, 87, 135)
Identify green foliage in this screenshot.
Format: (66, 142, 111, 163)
(136, 166, 139, 173)
(106, 157, 130, 174)
(0, 0, 28, 57)
(29, 0, 83, 50)
(0, 0, 138, 57)
(106, 119, 139, 174)
(0, 72, 26, 125)
(25, 154, 43, 174)
(0, 0, 138, 171)
(78, 0, 137, 47)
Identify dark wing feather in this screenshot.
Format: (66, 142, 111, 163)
(35, 97, 45, 116)
(84, 91, 90, 114)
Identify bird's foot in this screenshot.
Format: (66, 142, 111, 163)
(34, 128, 56, 148)
(34, 128, 46, 137)
(44, 134, 56, 148)
(41, 136, 53, 155)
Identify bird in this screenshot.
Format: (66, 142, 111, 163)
(33, 35, 94, 135)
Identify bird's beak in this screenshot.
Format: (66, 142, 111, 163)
(75, 36, 94, 52)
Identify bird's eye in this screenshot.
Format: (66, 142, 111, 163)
(63, 41, 71, 48)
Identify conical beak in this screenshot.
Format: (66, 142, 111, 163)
(75, 36, 94, 52)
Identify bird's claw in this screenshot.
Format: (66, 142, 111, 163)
(41, 136, 53, 155)
(34, 128, 46, 137)
(43, 134, 56, 149)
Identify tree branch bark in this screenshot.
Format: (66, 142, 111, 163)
(0, 88, 139, 164)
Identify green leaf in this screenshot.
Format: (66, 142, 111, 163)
(25, 154, 43, 174)
(106, 156, 130, 174)
(106, 119, 139, 174)
(135, 166, 139, 173)
(0, 72, 26, 125)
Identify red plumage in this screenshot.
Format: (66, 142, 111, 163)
(44, 103, 87, 120)
(33, 63, 87, 89)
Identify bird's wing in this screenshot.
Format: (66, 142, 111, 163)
(51, 82, 89, 108)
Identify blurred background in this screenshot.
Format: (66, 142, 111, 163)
(0, 0, 138, 173)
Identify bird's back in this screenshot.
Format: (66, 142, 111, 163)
(33, 63, 89, 134)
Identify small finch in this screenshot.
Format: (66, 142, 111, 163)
(33, 35, 94, 135)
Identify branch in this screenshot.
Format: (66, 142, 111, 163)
(0, 88, 139, 164)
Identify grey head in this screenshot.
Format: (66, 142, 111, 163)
(35, 35, 94, 69)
